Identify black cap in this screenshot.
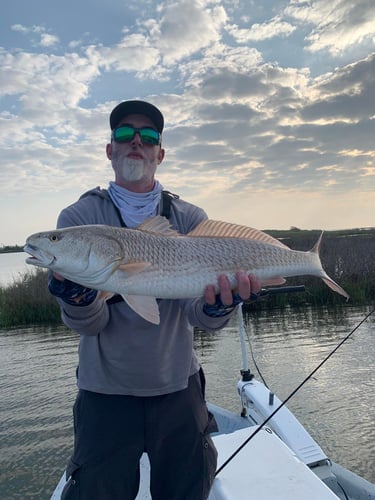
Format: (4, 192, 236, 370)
(109, 100, 164, 132)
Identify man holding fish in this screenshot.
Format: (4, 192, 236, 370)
(47, 100, 261, 500)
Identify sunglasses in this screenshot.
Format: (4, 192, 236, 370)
(112, 125, 161, 146)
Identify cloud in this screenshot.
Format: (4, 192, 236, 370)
(301, 53, 375, 123)
(145, 0, 228, 64)
(285, 0, 375, 54)
(40, 33, 59, 47)
(0, 48, 100, 125)
(180, 44, 263, 91)
(227, 15, 296, 42)
(11, 24, 59, 47)
(87, 34, 161, 74)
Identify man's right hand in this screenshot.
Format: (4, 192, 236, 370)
(48, 273, 98, 306)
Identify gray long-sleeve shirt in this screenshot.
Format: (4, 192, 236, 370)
(56, 187, 234, 396)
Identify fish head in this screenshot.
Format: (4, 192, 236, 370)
(24, 225, 125, 287)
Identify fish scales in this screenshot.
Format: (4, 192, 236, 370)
(113, 233, 320, 297)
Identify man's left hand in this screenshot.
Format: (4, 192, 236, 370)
(204, 272, 261, 307)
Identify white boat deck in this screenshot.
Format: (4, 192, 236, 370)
(51, 426, 339, 500)
(209, 426, 339, 499)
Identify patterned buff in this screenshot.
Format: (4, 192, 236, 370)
(108, 181, 164, 228)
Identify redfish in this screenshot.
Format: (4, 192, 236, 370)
(24, 216, 349, 324)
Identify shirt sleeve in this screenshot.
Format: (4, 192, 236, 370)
(57, 295, 110, 336)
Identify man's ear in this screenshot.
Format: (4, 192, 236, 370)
(106, 143, 112, 160)
(158, 147, 165, 164)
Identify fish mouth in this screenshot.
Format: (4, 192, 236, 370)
(24, 244, 56, 268)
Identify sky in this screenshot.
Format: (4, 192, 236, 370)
(1, 0, 374, 245)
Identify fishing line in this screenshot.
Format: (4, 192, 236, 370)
(240, 306, 268, 388)
(245, 324, 268, 388)
(215, 306, 375, 476)
(239, 285, 306, 388)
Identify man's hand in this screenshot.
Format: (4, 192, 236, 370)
(204, 272, 261, 306)
(202, 272, 261, 318)
(48, 273, 98, 306)
(52, 272, 65, 281)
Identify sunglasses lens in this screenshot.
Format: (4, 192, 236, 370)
(113, 126, 160, 145)
(113, 126, 134, 142)
(140, 128, 160, 145)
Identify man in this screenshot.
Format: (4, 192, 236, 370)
(49, 100, 260, 500)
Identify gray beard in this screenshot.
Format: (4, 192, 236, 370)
(118, 157, 147, 182)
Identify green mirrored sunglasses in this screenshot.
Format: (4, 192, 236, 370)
(112, 125, 161, 145)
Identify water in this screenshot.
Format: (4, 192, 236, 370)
(199, 306, 375, 483)
(0, 252, 31, 287)
(0, 254, 374, 499)
(1, 309, 374, 499)
(0, 326, 77, 499)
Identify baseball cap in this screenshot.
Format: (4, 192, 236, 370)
(109, 100, 164, 133)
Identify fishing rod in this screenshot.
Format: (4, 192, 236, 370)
(215, 295, 375, 477)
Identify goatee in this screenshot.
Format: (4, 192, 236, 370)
(119, 157, 146, 182)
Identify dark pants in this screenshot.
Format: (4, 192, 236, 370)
(61, 369, 218, 500)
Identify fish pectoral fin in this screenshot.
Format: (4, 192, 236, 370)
(118, 261, 152, 275)
(261, 277, 286, 286)
(122, 295, 160, 325)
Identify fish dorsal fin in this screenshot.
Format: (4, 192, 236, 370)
(188, 219, 289, 248)
(136, 216, 181, 236)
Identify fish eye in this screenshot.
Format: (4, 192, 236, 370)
(49, 233, 61, 242)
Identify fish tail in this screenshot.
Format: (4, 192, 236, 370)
(310, 231, 324, 254)
(311, 231, 350, 301)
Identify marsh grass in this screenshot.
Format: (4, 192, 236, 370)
(0, 269, 61, 328)
(0, 228, 374, 327)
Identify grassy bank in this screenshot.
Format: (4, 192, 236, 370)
(0, 269, 61, 328)
(0, 227, 374, 328)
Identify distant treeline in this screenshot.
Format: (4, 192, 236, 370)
(0, 228, 374, 327)
(0, 245, 24, 253)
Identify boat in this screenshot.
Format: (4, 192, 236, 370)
(51, 293, 375, 500)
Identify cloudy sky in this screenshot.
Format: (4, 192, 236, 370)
(1, 0, 374, 245)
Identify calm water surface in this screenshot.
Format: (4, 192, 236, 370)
(0, 252, 31, 287)
(0, 254, 374, 499)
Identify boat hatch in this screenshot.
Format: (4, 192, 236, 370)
(210, 426, 339, 500)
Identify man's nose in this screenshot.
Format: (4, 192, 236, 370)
(131, 132, 143, 145)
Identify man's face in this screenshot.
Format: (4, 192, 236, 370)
(107, 113, 165, 190)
